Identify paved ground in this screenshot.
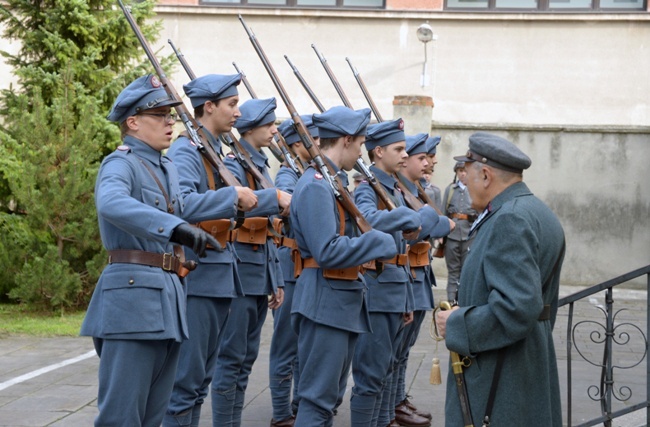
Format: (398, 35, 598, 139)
(0, 282, 647, 427)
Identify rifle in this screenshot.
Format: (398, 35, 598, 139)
(118, 1, 242, 191)
(346, 57, 383, 122)
(285, 55, 326, 113)
(239, 15, 371, 233)
(286, 53, 395, 211)
(167, 39, 274, 190)
(232, 62, 305, 177)
(312, 44, 353, 109)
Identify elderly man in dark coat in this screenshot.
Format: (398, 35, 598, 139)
(435, 132, 565, 427)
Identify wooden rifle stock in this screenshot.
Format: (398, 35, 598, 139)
(239, 15, 371, 233)
(232, 62, 305, 177)
(167, 38, 273, 190)
(118, 1, 241, 189)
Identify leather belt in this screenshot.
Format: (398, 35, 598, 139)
(538, 304, 551, 321)
(107, 250, 195, 278)
(449, 213, 476, 222)
(279, 236, 298, 249)
(302, 257, 362, 281)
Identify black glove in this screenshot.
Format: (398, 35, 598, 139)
(170, 223, 223, 257)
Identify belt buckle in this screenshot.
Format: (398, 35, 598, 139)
(162, 252, 173, 271)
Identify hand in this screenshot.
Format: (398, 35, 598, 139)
(170, 223, 222, 257)
(403, 311, 414, 325)
(402, 226, 421, 241)
(448, 218, 456, 232)
(277, 190, 292, 217)
(235, 186, 258, 211)
(268, 287, 284, 309)
(434, 305, 459, 338)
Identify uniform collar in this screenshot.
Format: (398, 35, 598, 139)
(239, 138, 269, 170)
(370, 165, 398, 190)
(123, 135, 164, 166)
(470, 181, 532, 236)
(396, 173, 418, 194)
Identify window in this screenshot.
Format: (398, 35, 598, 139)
(445, 0, 646, 10)
(201, 0, 384, 7)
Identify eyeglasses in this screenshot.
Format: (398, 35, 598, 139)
(139, 112, 177, 122)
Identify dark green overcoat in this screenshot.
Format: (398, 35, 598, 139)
(445, 182, 565, 426)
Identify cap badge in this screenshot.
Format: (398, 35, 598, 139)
(150, 75, 161, 88)
(314, 173, 323, 180)
(398, 120, 404, 130)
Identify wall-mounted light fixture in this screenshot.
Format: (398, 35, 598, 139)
(417, 23, 436, 88)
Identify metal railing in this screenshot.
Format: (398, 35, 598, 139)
(558, 265, 650, 427)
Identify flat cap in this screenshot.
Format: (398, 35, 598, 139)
(454, 132, 532, 173)
(352, 172, 364, 182)
(364, 119, 405, 151)
(426, 135, 441, 155)
(278, 115, 319, 145)
(107, 74, 181, 123)
(183, 74, 242, 108)
(405, 133, 429, 156)
(234, 98, 277, 134)
(312, 106, 371, 139)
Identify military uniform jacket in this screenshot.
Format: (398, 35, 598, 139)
(80, 136, 188, 341)
(420, 177, 442, 210)
(290, 162, 397, 333)
(443, 181, 477, 242)
(354, 167, 421, 313)
(400, 178, 451, 311)
(224, 138, 283, 295)
(274, 165, 299, 285)
(445, 182, 565, 426)
(166, 133, 247, 298)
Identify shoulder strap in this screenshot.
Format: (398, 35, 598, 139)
(445, 185, 455, 211)
(137, 158, 174, 214)
(202, 155, 217, 191)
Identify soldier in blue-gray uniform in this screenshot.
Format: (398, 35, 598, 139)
(80, 75, 221, 427)
(443, 161, 478, 303)
(435, 132, 565, 426)
(290, 106, 397, 427)
(389, 133, 455, 426)
(421, 135, 443, 210)
(163, 74, 269, 427)
(351, 119, 432, 427)
(268, 115, 319, 427)
(213, 97, 291, 427)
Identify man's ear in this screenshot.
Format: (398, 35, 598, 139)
(482, 165, 493, 188)
(125, 116, 139, 132)
(204, 100, 214, 114)
(374, 146, 383, 159)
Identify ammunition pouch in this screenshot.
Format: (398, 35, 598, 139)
(232, 217, 270, 245)
(362, 253, 409, 271)
(408, 241, 431, 268)
(195, 219, 233, 249)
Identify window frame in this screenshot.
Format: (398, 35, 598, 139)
(200, 0, 386, 9)
(444, 0, 647, 11)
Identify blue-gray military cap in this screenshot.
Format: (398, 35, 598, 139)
(312, 106, 371, 139)
(405, 133, 429, 156)
(365, 118, 405, 151)
(454, 131, 532, 173)
(183, 73, 242, 108)
(107, 74, 181, 123)
(234, 98, 277, 134)
(278, 115, 319, 145)
(426, 135, 441, 155)
(454, 161, 465, 171)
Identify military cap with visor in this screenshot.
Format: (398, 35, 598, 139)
(107, 74, 182, 124)
(454, 131, 532, 174)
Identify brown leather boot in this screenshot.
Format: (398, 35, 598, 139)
(401, 397, 432, 420)
(394, 402, 431, 427)
(270, 415, 295, 427)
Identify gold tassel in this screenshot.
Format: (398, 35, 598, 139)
(429, 357, 441, 385)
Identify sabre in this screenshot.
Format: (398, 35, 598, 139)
(437, 301, 475, 427)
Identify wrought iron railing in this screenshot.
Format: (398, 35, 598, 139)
(558, 265, 650, 427)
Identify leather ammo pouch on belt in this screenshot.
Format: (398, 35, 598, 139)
(408, 241, 431, 267)
(233, 217, 269, 245)
(195, 219, 232, 248)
